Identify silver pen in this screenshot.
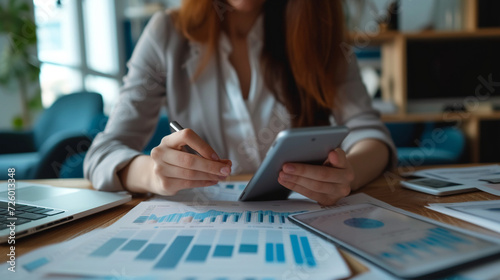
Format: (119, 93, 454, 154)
(169, 121, 203, 157)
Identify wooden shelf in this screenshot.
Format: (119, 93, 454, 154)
(382, 111, 500, 123)
(348, 28, 500, 46)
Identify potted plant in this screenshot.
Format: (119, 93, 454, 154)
(0, 0, 42, 129)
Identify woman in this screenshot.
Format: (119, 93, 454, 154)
(84, 0, 396, 206)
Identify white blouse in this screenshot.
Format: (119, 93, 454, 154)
(218, 16, 291, 174)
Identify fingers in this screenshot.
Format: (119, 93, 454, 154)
(155, 161, 225, 181)
(277, 177, 347, 206)
(282, 162, 353, 184)
(325, 148, 348, 168)
(279, 148, 353, 206)
(149, 130, 232, 196)
(155, 148, 231, 176)
(163, 128, 220, 160)
(278, 172, 343, 194)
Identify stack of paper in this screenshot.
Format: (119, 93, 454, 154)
(405, 164, 500, 196)
(6, 182, 395, 280)
(427, 200, 500, 234)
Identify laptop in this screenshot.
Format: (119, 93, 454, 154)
(0, 182, 131, 243)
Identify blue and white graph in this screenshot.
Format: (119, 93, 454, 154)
(133, 209, 303, 225)
(86, 228, 318, 270)
(42, 201, 350, 279)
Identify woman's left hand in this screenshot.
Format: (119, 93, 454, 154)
(278, 148, 354, 206)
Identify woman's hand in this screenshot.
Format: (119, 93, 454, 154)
(278, 148, 354, 206)
(146, 128, 232, 196)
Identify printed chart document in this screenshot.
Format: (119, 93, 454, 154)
(0, 229, 103, 280)
(405, 165, 500, 196)
(427, 200, 500, 234)
(39, 199, 351, 280)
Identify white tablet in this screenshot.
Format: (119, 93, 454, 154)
(400, 178, 477, 196)
(289, 203, 500, 279)
(238, 126, 349, 201)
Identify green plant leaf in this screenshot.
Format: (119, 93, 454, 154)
(18, 3, 30, 13)
(28, 88, 43, 110)
(12, 115, 23, 130)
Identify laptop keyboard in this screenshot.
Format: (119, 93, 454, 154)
(0, 201, 65, 226)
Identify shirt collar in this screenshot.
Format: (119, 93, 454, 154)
(219, 15, 264, 55)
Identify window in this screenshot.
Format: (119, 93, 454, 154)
(34, 0, 125, 114)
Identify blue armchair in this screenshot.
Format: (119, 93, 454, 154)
(59, 114, 171, 178)
(386, 122, 466, 166)
(0, 92, 103, 180)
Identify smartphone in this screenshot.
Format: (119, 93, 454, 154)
(289, 203, 500, 279)
(400, 178, 477, 196)
(238, 126, 349, 201)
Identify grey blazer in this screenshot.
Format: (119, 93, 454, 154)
(84, 11, 397, 192)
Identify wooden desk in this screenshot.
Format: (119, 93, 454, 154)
(2, 166, 500, 277)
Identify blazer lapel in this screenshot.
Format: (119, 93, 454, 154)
(184, 42, 228, 158)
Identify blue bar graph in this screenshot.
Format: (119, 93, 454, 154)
(213, 245, 234, 257)
(266, 231, 285, 264)
(379, 227, 472, 263)
(300, 236, 317, 267)
(154, 235, 194, 269)
(186, 230, 216, 263)
(265, 243, 274, 262)
(23, 257, 50, 272)
(136, 244, 166, 260)
(186, 245, 211, 262)
(121, 240, 147, 251)
(136, 230, 175, 260)
(84, 227, 324, 273)
(276, 244, 285, 263)
(218, 182, 246, 190)
(213, 229, 236, 258)
(239, 230, 259, 254)
(239, 244, 258, 253)
(290, 235, 304, 265)
(133, 210, 304, 225)
(133, 216, 148, 223)
(90, 238, 128, 257)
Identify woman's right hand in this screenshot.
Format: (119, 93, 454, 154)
(148, 128, 232, 196)
(119, 129, 232, 196)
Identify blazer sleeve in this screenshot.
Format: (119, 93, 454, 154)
(84, 12, 171, 191)
(332, 55, 398, 169)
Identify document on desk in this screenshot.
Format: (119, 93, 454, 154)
(39, 199, 354, 280)
(427, 200, 500, 234)
(405, 164, 500, 196)
(0, 229, 103, 280)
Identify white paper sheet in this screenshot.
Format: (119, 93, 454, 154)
(427, 200, 500, 234)
(0, 229, 102, 280)
(404, 165, 500, 196)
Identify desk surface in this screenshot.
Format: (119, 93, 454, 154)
(2, 164, 500, 277)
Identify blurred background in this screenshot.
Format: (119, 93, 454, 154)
(1, 0, 500, 179)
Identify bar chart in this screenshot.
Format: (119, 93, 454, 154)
(133, 209, 304, 225)
(44, 201, 349, 279)
(46, 226, 347, 279)
(88, 229, 318, 269)
(379, 227, 474, 262)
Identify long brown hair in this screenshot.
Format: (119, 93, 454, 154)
(173, 0, 346, 127)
